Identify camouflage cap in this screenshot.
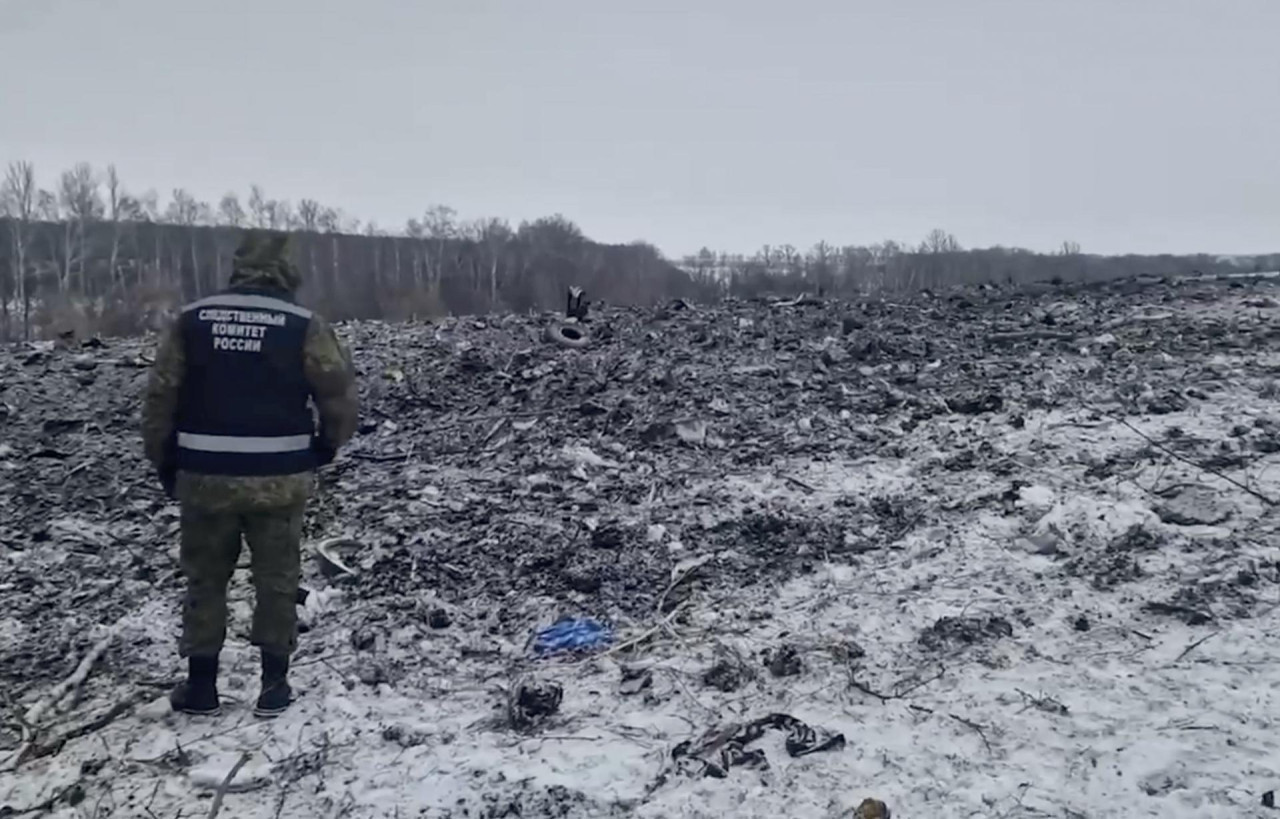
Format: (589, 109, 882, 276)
(230, 229, 302, 292)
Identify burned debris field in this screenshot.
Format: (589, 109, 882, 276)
(5, 276, 1280, 817)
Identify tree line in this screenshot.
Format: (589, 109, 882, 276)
(1, 159, 1276, 340)
(0, 160, 706, 340)
(679, 230, 1280, 301)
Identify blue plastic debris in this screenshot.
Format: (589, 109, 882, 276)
(532, 618, 613, 656)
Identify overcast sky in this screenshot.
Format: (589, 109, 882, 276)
(2, 0, 1277, 258)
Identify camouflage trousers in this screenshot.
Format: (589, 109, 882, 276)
(178, 501, 305, 659)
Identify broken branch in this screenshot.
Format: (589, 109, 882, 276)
(849, 666, 946, 702)
(1, 628, 118, 772)
(908, 703, 994, 754)
(1108, 413, 1278, 506)
(207, 752, 252, 819)
(1168, 630, 1222, 665)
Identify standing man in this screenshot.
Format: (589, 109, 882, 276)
(142, 230, 359, 718)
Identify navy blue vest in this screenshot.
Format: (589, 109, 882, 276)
(174, 288, 318, 476)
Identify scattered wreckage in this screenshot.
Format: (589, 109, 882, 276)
(2, 274, 1280, 816)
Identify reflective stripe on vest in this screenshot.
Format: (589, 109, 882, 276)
(182, 292, 314, 319)
(177, 432, 312, 454)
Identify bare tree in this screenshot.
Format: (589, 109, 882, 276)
(317, 207, 344, 305)
(166, 189, 201, 226)
(778, 244, 801, 287)
(136, 190, 160, 222)
(167, 188, 209, 296)
(914, 229, 960, 290)
(104, 165, 141, 293)
(128, 189, 163, 288)
(297, 199, 321, 233)
(208, 193, 245, 286)
(218, 193, 245, 228)
(839, 244, 873, 292)
(317, 207, 341, 234)
(267, 199, 295, 231)
(422, 205, 457, 239)
(421, 204, 458, 292)
(685, 247, 717, 286)
(58, 163, 103, 296)
(1, 161, 37, 338)
(247, 185, 269, 228)
(807, 240, 834, 294)
(475, 217, 512, 308)
(404, 211, 442, 291)
(863, 241, 904, 292)
(921, 228, 960, 254)
(290, 199, 322, 294)
(37, 185, 71, 294)
(755, 244, 775, 272)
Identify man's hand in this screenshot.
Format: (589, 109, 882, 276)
(159, 461, 177, 499)
(157, 433, 178, 499)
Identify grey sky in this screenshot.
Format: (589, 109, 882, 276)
(2, 0, 1277, 258)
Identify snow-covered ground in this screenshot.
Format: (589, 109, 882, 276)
(5, 287, 1280, 818)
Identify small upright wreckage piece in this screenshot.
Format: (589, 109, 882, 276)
(566, 286, 589, 321)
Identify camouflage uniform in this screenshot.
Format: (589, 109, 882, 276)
(141, 231, 358, 715)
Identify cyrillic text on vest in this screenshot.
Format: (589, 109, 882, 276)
(197, 307, 286, 354)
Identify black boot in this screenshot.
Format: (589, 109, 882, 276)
(170, 656, 220, 716)
(254, 652, 293, 719)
